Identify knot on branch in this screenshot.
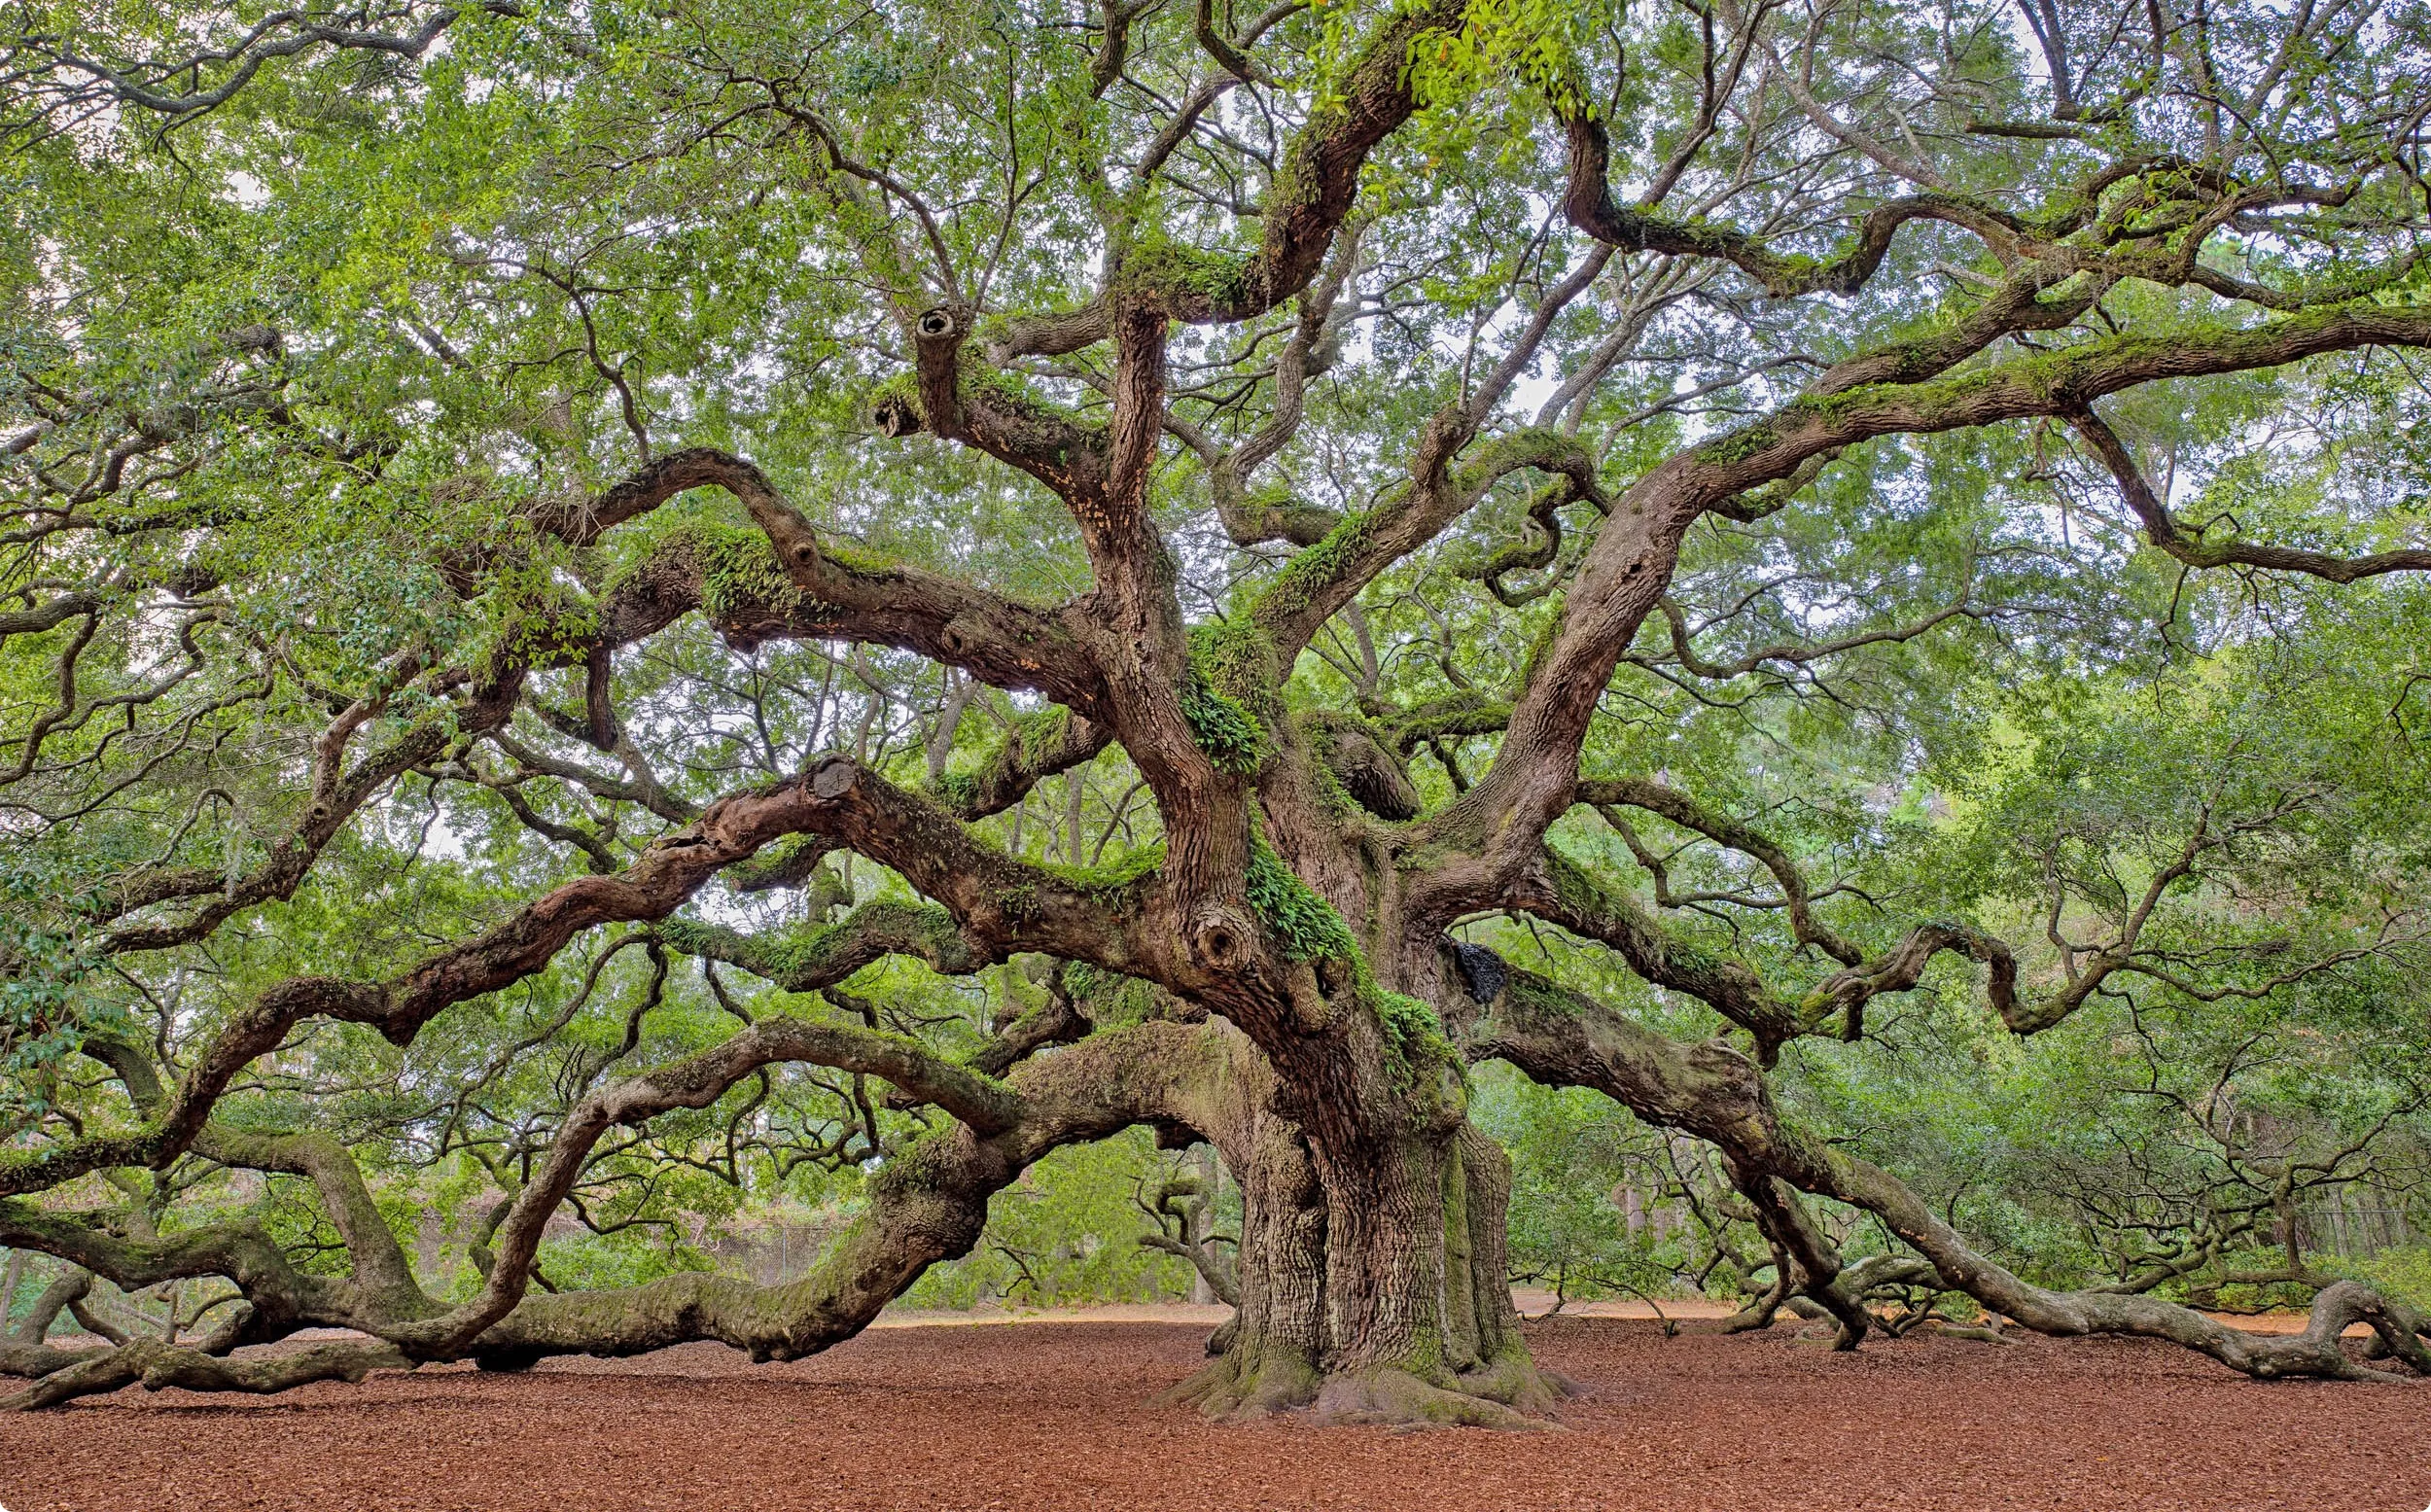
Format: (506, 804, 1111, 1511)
(915, 306, 965, 343)
(1307, 715, 1422, 821)
(1445, 940, 1507, 1004)
(808, 756, 863, 803)
(1188, 904, 1257, 971)
(872, 393, 925, 438)
(935, 614, 985, 658)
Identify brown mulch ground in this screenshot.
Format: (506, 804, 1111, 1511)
(2, 1317, 2424, 1512)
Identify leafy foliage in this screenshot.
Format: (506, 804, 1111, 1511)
(2, 0, 2429, 1404)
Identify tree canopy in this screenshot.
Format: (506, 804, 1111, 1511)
(4, 0, 2431, 1418)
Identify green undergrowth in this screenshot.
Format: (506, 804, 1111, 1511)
(933, 769, 980, 810)
(1697, 424, 1779, 467)
(469, 554, 602, 677)
(934, 705, 1078, 811)
(1180, 667, 1265, 772)
(1112, 224, 1256, 307)
(1011, 705, 1074, 762)
(2315, 1247, 2431, 1312)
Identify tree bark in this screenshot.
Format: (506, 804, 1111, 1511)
(1162, 931, 1568, 1425)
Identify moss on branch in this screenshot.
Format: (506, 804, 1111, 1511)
(1180, 620, 1278, 774)
(1244, 835, 1360, 963)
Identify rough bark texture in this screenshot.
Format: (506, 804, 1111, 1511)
(9, 0, 2431, 1425)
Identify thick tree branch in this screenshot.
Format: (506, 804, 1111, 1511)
(1502, 847, 1803, 1053)
(1459, 947, 2431, 1382)
(1420, 300, 2431, 914)
(2069, 405, 2431, 581)
(1575, 777, 1862, 967)
(4, 755, 1158, 1201)
(584, 447, 1109, 713)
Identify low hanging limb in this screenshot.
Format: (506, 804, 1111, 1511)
(3, 752, 1165, 1206)
(1458, 945, 2431, 1384)
(0, 1270, 116, 1381)
(1, 1018, 1251, 1411)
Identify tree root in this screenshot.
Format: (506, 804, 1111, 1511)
(1156, 1345, 1322, 1421)
(1203, 1311, 1239, 1357)
(0, 1340, 112, 1381)
(1456, 1345, 1580, 1415)
(1164, 1341, 1572, 1429)
(1308, 1366, 1546, 1430)
(1919, 1321, 2013, 1344)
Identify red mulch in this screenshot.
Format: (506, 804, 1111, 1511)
(1, 1317, 2421, 1511)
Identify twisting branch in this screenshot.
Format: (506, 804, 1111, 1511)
(663, 901, 983, 993)
(5, 1018, 1253, 1407)
(1458, 946, 2431, 1384)
(1416, 300, 2431, 916)
(1575, 777, 1862, 967)
(3, 4, 521, 139)
(2, 755, 1160, 1202)
(1502, 845, 1803, 1054)
(567, 447, 1110, 714)
(2068, 405, 2431, 582)
(999, 0, 1465, 352)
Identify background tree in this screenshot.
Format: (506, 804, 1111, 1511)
(4, 0, 2431, 1423)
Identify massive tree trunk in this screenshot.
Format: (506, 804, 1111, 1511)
(1161, 920, 1568, 1425)
(1293, 1120, 1557, 1424)
(1170, 1110, 1559, 1425)
(1166, 1079, 1326, 1415)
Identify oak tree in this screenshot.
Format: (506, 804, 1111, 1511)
(4, 0, 2431, 1421)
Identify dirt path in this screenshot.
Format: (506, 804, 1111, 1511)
(2, 1317, 2422, 1511)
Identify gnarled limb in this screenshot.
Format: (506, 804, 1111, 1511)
(0, 1200, 324, 1344)
(934, 711, 1112, 821)
(1462, 944, 2431, 1384)
(4, 1335, 408, 1413)
(664, 901, 984, 993)
(583, 447, 1109, 713)
(1576, 776, 1863, 967)
(2, 1013, 1152, 1407)
(5, 756, 1158, 1201)
(1826, 1153, 2431, 1380)
(96, 668, 514, 953)
(5, 4, 512, 136)
(1560, 111, 2039, 298)
(1140, 1174, 1242, 1306)
(0, 1269, 113, 1380)
(1248, 251, 1620, 659)
(1416, 301, 2431, 920)
(2069, 404, 2431, 583)
(1119, 0, 1463, 328)
(76, 1031, 421, 1310)
(459, 1023, 1222, 1370)
(1502, 845, 1803, 1054)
